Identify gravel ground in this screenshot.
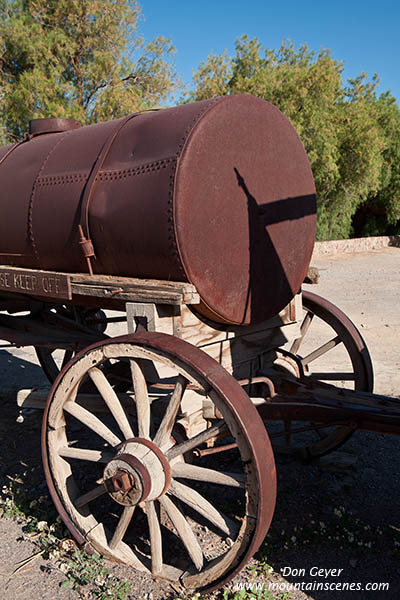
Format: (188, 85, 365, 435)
(0, 246, 399, 600)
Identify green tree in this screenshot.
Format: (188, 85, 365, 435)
(349, 88, 400, 237)
(189, 36, 399, 240)
(0, 0, 177, 142)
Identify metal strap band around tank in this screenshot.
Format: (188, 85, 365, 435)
(78, 109, 161, 275)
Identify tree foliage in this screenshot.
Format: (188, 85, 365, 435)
(0, 0, 177, 142)
(189, 36, 400, 240)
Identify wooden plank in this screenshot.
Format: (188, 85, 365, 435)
(0, 266, 71, 300)
(176, 296, 302, 376)
(0, 265, 199, 305)
(70, 274, 199, 305)
(70, 283, 199, 305)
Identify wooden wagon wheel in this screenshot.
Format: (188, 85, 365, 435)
(42, 331, 276, 592)
(271, 290, 374, 457)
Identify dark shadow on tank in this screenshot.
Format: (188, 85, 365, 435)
(233, 168, 316, 325)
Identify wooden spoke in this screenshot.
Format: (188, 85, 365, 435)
(289, 310, 314, 354)
(61, 350, 74, 370)
(58, 447, 113, 463)
(109, 506, 135, 550)
(301, 335, 342, 367)
(153, 375, 187, 447)
(166, 420, 227, 461)
(75, 483, 106, 509)
(130, 359, 151, 439)
(159, 495, 203, 571)
(64, 400, 121, 447)
(172, 463, 245, 488)
(168, 479, 239, 538)
(88, 367, 134, 440)
(146, 501, 163, 574)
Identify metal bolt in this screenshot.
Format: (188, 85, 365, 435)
(112, 471, 133, 493)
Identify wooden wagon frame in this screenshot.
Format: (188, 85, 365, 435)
(0, 264, 399, 593)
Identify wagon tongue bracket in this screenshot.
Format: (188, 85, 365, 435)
(256, 375, 400, 437)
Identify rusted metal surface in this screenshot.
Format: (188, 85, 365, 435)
(301, 291, 374, 391)
(104, 453, 152, 505)
(193, 441, 238, 457)
(29, 118, 81, 136)
(0, 95, 316, 325)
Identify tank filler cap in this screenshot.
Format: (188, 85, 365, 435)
(28, 118, 82, 137)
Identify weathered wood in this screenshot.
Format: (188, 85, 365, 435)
(87, 522, 149, 572)
(88, 367, 135, 440)
(168, 479, 239, 537)
(58, 447, 113, 463)
(18, 387, 143, 415)
(75, 483, 106, 508)
(0, 265, 71, 299)
(159, 495, 203, 571)
(290, 310, 314, 355)
(172, 463, 245, 488)
(154, 375, 187, 448)
(109, 506, 135, 550)
(0, 265, 199, 305)
(64, 400, 121, 447)
(146, 501, 163, 574)
(302, 335, 341, 366)
(176, 295, 302, 377)
(130, 359, 151, 439)
(71, 274, 199, 305)
(166, 421, 227, 461)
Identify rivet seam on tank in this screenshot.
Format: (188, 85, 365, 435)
(169, 97, 223, 280)
(97, 157, 176, 181)
(36, 172, 87, 186)
(28, 131, 73, 263)
(35, 158, 177, 187)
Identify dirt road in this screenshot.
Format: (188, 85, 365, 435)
(305, 246, 400, 396)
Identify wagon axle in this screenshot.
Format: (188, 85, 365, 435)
(103, 438, 171, 507)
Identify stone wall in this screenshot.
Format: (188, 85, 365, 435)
(312, 235, 400, 258)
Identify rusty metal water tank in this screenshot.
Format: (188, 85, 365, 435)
(0, 95, 316, 325)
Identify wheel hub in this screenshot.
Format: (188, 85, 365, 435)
(104, 438, 171, 506)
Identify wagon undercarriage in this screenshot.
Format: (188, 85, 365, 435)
(0, 266, 399, 592)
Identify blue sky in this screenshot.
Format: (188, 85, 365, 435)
(139, 0, 399, 105)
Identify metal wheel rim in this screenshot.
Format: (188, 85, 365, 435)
(42, 331, 276, 592)
(274, 290, 374, 457)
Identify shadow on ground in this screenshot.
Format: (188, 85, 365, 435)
(0, 368, 399, 600)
